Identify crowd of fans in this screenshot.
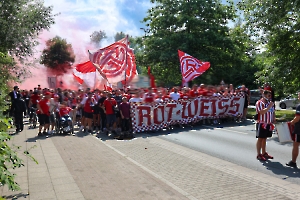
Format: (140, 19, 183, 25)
(8, 83, 251, 138)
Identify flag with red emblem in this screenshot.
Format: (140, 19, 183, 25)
(89, 36, 137, 85)
(178, 50, 210, 83)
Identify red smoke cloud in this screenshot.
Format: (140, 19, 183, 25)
(19, 23, 97, 90)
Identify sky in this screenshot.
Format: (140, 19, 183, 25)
(20, 0, 152, 89)
(20, 0, 237, 89)
(41, 0, 151, 61)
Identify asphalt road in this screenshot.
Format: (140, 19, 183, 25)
(154, 120, 300, 185)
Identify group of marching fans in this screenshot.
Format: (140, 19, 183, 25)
(8, 83, 250, 138)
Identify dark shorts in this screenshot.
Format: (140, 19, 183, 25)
(49, 113, 55, 123)
(256, 123, 273, 138)
(115, 111, 121, 118)
(93, 106, 100, 114)
(106, 114, 116, 126)
(292, 134, 300, 143)
(38, 114, 50, 126)
(84, 112, 93, 119)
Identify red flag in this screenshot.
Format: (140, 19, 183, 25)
(73, 61, 109, 90)
(89, 36, 137, 84)
(178, 50, 210, 83)
(147, 66, 156, 88)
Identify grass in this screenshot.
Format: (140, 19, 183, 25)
(247, 108, 295, 121)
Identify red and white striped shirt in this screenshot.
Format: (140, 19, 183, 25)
(256, 99, 275, 124)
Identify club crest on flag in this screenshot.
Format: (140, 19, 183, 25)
(178, 50, 210, 83)
(89, 36, 137, 84)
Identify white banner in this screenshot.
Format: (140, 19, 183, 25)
(131, 95, 245, 132)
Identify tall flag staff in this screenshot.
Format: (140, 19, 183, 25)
(124, 35, 129, 88)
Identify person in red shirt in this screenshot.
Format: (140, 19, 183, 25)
(180, 88, 190, 100)
(198, 84, 207, 96)
(143, 87, 156, 103)
(103, 93, 117, 136)
(189, 84, 199, 98)
(205, 86, 214, 96)
(79, 92, 96, 133)
(36, 92, 51, 136)
(59, 102, 73, 117)
(162, 88, 171, 101)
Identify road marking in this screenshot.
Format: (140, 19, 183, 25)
(202, 125, 248, 135)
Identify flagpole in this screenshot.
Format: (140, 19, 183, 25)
(124, 35, 129, 89)
(94, 69, 97, 90)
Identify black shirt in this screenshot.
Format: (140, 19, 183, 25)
(293, 104, 300, 134)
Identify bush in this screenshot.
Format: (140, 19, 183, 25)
(247, 108, 295, 121)
(0, 85, 37, 191)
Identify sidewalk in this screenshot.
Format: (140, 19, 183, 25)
(0, 122, 300, 200)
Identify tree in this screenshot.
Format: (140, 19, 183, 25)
(114, 31, 126, 42)
(0, 0, 55, 60)
(226, 19, 261, 89)
(0, 0, 54, 191)
(238, 0, 300, 95)
(139, 0, 237, 86)
(40, 36, 75, 75)
(90, 30, 107, 47)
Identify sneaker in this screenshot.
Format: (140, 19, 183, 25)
(257, 154, 266, 161)
(38, 132, 43, 136)
(263, 152, 274, 159)
(286, 161, 298, 168)
(108, 131, 112, 137)
(79, 126, 84, 132)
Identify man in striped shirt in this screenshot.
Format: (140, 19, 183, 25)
(255, 90, 275, 161)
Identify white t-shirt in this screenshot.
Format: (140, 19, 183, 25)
(49, 98, 59, 114)
(129, 97, 143, 103)
(170, 92, 180, 101)
(155, 98, 163, 103)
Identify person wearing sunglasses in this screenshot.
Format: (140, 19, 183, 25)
(255, 90, 275, 161)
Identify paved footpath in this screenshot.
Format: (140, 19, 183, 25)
(1, 123, 300, 200)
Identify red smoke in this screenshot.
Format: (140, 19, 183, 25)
(19, 26, 97, 90)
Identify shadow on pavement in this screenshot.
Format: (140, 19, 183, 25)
(23, 118, 257, 142)
(262, 160, 300, 178)
(3, 193, 29, 199)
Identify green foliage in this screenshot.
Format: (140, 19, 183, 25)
(138, 0, 250, 86)
(247, 108, 295, 121)
(0, 0, 52, 191)
(238, 0, 300, 94)
(40, 36, 75, 75)
(114, 32, 127, 42)
(0, 0, 55, 60)
(90, 30, 107, 47)
(0, 84, 38, 192)
(227, 19, 261, 89)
